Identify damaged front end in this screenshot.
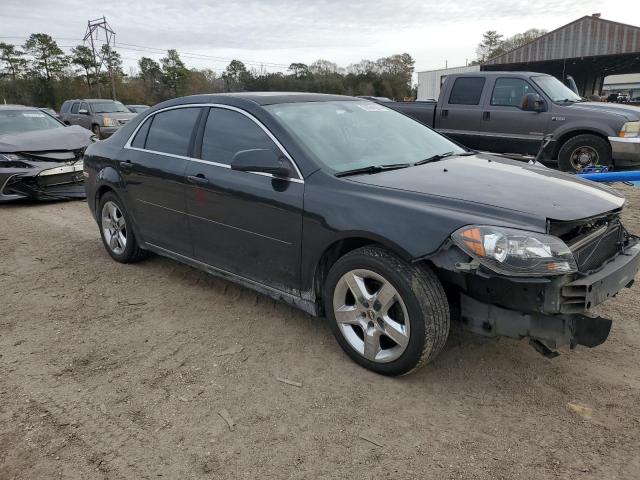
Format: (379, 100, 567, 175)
(429, 210, 640, 357)
(0, 151, 86, 202)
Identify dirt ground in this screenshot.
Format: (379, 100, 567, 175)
(1, 185, 640, 480)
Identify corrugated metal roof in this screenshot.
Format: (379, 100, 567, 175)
(484, 16, 640, 65)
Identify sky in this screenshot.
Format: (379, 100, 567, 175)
(0, 0, 635, 75)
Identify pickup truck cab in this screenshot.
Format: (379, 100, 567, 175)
(388, 71, 640, 172)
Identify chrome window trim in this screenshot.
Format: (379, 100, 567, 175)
(123, 103, 304, 183)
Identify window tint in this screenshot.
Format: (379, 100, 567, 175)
(80, 102, 89, 112)
(145, 108, 201, 156)
(201, 108, 278, 165)
(131, 118, 151, 148)
(70, 102, 80, 114)
(491, 78, 535, 107)
(448, 77, 485, 105)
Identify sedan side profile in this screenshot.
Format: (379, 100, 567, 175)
(84, 92, 640, 375)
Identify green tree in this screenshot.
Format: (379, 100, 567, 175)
(161, 49, 189, 97)
(138, 56, 163, 102)
(222, 59, 250, 91)
(501, 28, 547, 52)
(0, 43, 27, 81)
(476, 30, 504, 62)
(71, 45, 97, 88)
(23, 33, 68, 81)
(288, 62, 310, 78)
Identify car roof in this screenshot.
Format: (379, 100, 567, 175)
(182, 92, 360, 106)
(455, 71, 550, 78)
(0, 104, 41, 111)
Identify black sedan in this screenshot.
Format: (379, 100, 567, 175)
(83, 93, 640, 375)
(1, 105, 94, 202)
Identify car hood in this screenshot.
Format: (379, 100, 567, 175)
(96, 112, 137, 120)
(0, 125, 93, 153)
(565, 101, 640, 121)
(347, 154, 625, 222)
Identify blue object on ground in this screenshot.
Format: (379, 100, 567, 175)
(577, 171, 640, 182)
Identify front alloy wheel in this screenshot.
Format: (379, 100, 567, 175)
(333, 269, 410, 363)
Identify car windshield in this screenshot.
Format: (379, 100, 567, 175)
(0, 110, 64, 135)
(91, 101, 130, 113)
(265, 101, 465, 173)
(532, 75, 582, 102)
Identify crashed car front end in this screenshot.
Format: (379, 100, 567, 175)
(430, 208, 640, 356)
(0, 150, 86, 202)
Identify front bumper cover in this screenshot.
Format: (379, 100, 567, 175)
(609, 136, 640, 165)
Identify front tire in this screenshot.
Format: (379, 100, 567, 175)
(323, 246, 450, 376)
(98, 192, 147, 263)
(92, 124, 102, 140)
(557, 134, 612, 172)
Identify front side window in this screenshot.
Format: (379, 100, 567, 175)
(266, 101, 464, 173)
(80, 102, 89, 112)
(201, 108, 278, 165)
(491, 78, 536, 107)
(532, 75, 582, 103)
(0, 110, 64, 134)
(448, 77, 485, 105)
(145, 108, 201, 156)
(70, 102, 80, 114)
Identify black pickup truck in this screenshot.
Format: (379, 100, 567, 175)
(386, 71, 640, 172)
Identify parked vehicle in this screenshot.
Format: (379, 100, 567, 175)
(127, 104, 150, 114)
(384, 72, 640, 172)
(84, 93, 639, 375)
(59, 99, 136, 139)
(0, 105, 93, 201)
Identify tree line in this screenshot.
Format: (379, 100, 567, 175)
(473, 29, 547, 64)
(0, 33, 416, 109)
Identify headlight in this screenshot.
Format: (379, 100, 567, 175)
(452, 225, 577, 276)
(619, 121, 640, 138)
(103, 117, 118, 127)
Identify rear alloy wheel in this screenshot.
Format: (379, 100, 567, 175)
(98, 192, 147, 263)
(558, 134, 611, 172)
(324, 246, 450, 376)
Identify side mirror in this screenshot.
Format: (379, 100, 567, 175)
(231, 149, 290, 178)
(522, 93, 546, 112)
(78, 108, 89, 115)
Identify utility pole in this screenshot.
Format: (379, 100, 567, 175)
(83, 17, 116, 99)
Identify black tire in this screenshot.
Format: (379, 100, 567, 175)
(92, 124, 102, 140)
(323, 245, 450, 376)
(557, 134, 611, 172)
(97, 191, 148, 263)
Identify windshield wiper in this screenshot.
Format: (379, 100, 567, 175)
(413, 151, 475, 166)
(335, 163, 410, 177)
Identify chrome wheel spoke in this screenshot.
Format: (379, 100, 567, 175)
(381, 316, 409, 348)
(108, 232, 119, 250)
(363, 328, 381, 361)
(335, 305, 363, 325)
(374, 282, 396, 315)
(102, 200, 127, 255)
(345, 272, 371, 306)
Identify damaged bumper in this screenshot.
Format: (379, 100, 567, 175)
(1, 159, 85, 201)
(453, 241, 640, 354)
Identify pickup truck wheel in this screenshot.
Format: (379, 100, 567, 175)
(558, 134, 611, 172)
(98, 192, 148, 263)
(324, 246, 450, 376)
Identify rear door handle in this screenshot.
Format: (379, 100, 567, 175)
(482, 111, 490, 121)
(187, 174, 209, 185)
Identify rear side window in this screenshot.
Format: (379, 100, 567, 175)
(70, 102, 80, 114)
(491, 78, 536, 107)
(201, 108, 277, 165)
(448, 77, 486, 105)
(145, 108, 201, 156)
(131, 118, 151, 148)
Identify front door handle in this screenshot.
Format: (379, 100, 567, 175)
(187, 174, 209, 185)
(482, 111, 490, 121)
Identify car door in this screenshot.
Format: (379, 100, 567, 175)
(185, 106, 304, 292)
(78, 102, 92, 130)
(436, 76, 486, 148)
(119, 106, 203, 256)
(68, 102, 80, 125)
(478, 77, 551, 155)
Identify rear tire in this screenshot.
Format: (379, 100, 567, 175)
(557, 134, 611, 172)
(323, 245, 450, 376)
(98, 191, 148, 263)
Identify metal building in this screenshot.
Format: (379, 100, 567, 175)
(417, 65, 480, 100)
(482, 14, 640, 96)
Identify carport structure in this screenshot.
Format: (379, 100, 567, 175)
(482, 14, 640, 97)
